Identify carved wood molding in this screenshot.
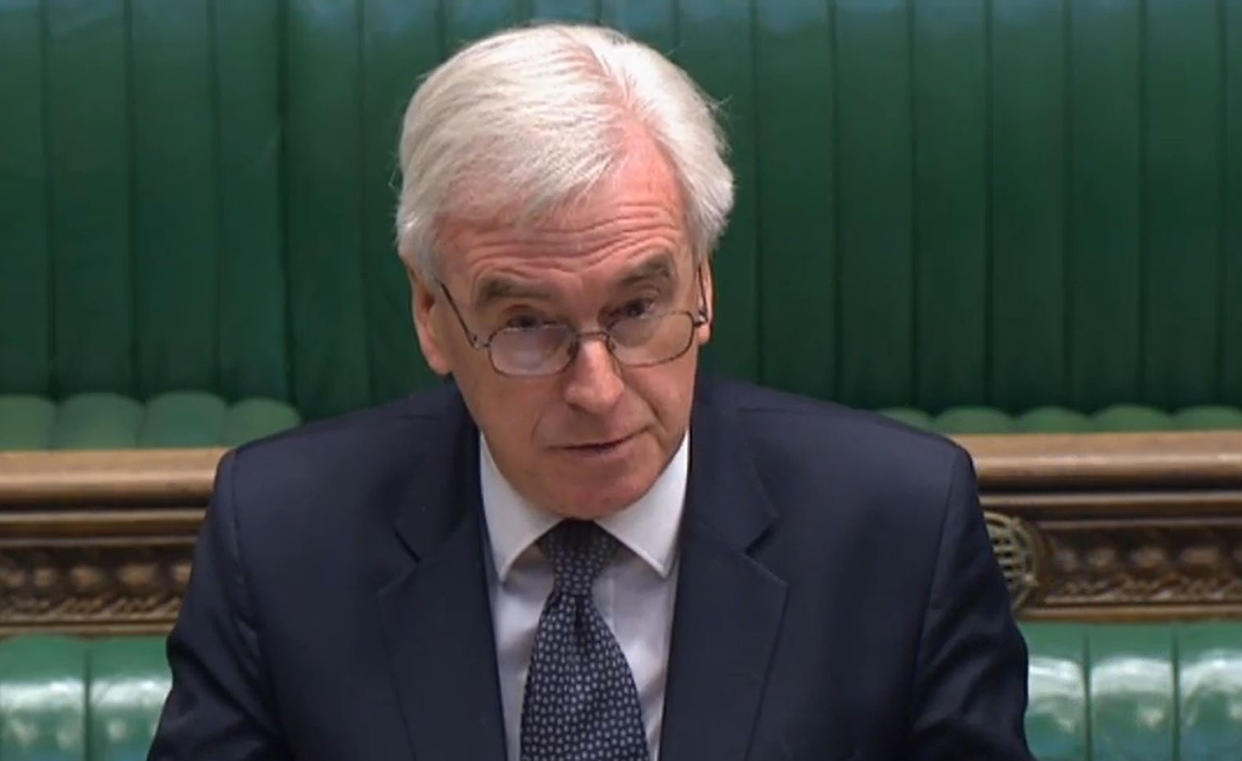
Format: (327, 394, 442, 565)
(2, 432, 1241, 633)
(0, 449, 215, 636)
(0, 540, 194, 635)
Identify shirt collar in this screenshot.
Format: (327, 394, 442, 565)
(479, 431, 689, 582)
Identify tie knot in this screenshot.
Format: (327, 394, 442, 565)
(538, 520, 617, 596)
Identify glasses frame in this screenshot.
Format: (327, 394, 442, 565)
(436, 267, 712, 377)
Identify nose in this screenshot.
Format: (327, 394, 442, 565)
(561, 336, 625, 414)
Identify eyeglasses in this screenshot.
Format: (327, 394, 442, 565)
(437, 270, 710, 377)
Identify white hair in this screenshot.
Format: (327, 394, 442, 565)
(394, 23, 734, 280)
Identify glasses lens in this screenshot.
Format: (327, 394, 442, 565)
(490, 325, 573, 375)
(610, 312, 694, 366)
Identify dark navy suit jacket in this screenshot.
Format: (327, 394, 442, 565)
(149, 375, 1033, 761)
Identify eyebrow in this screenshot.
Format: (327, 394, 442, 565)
(471, 250, 680, 309)
(473, 277, 552, 309)
(617, 252, 677, 288)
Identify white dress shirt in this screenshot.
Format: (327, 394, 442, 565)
(480, 433, 688, 761)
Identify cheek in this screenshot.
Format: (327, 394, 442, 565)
(468, 378, 552, 446)
(628, 355, 699, 430)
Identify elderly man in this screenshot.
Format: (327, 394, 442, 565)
(149, 24, 1032, 761)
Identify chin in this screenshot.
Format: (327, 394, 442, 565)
(528, 433, 673, 518)
(547, 470, 657, 520)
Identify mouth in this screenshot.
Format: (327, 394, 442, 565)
(562, 432, 638, 455)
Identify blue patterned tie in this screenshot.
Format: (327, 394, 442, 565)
(519, 520, 650, 761)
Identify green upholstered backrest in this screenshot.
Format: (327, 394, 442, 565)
(2, 0, 1240, 423)
(1023, 623, 1242, 761)
(0, 636, 169, 761)
(0, 392, 300, 449)
(3, 624, 1242, 759)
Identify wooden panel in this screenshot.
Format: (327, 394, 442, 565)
(5, 431, 1242, 632)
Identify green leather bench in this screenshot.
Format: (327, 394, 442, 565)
(2, 0, 1240, 445)
(3, 624, 1242, 760)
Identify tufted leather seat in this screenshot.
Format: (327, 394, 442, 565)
(1023, 623, 1242, 760)
(4, 625, 1242, 759)
(0, 393, 300, 450)
(879, 405, 1242, 435)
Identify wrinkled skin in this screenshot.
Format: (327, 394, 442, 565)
(410, 133, 713, 519)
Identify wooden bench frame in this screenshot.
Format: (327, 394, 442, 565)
(2, 432, 1241, 635)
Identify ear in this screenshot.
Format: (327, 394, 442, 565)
(408, 266, 453, 376)
(694, 262, 714, 346)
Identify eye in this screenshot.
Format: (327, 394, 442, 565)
(503, 313, 548, 331)
(613, 298, 656, 322)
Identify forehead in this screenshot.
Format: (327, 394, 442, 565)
(437, 133, 690, 294)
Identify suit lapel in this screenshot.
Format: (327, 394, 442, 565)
(660, 379, 789, 761)
(375, 395, 508, 761)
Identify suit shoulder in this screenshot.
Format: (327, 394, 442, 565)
(221, 383, 465, 510)
(711, 377, 964, 459)
(703, 377, 970, 496)
(233, 383, 457, 460)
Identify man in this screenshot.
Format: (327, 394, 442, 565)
(150, 24, 1032, 761)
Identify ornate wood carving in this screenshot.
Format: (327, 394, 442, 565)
(0, 541, 194, 634)
(0, 450, 210, 634)
(1038, 518, 1242, 609)
(2, 432, 1241, 633)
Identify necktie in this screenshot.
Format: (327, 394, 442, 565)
(519, 520, 650, 761)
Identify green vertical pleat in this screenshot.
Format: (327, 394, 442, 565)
(1068, 0, 1141, 410)
(1222, 0, 1242, 406)
(531, 0, 597, 22)
(131, 0, 218, 397)
(677, 0, 760, 384)
(599, 0, 676, 52)
(444, 0, 522, 50)
(10, 0, 1242, 421)
(912, 0, 988, 411)
(360, 0, 442, 402)
(989, 0, 1067, 411)
(0, 0, 51, 394)
(46, 0, 133, 395)
(834, 0, 913, 408)
(286, 0, 371, 419)
(215, 0, 289, 402)
(753, 0, 835, 399)
(1142, 0, 1222, 407)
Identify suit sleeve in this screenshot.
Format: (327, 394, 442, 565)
(148, 450, 291, 761)
(904, 449, 1035, 761)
